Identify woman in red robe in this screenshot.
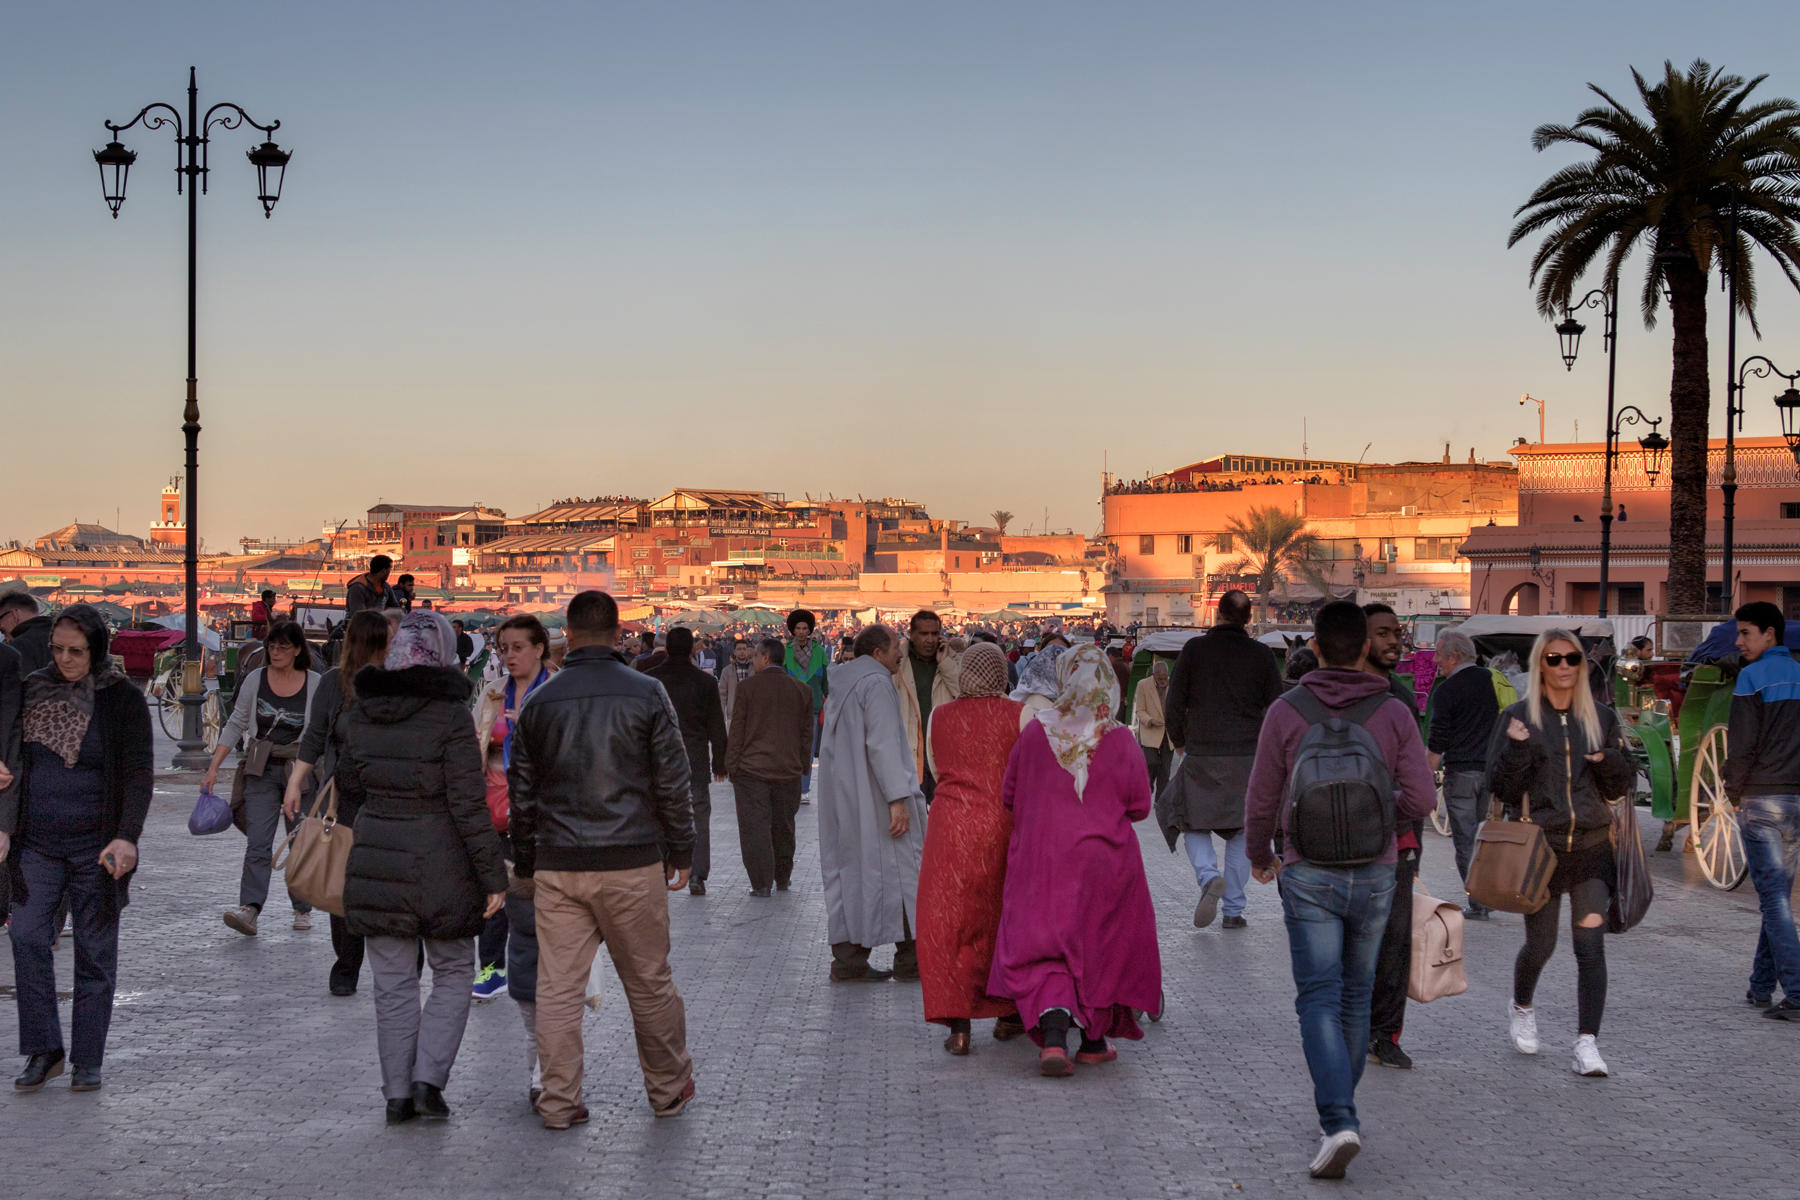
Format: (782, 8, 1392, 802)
(916, 642, 1026, 1055)
(987, 644, 1162, 1076)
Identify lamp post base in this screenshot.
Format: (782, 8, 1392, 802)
(170, 690, 211, 771)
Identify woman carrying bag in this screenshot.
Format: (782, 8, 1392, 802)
(336, 611, 505, 1124)
(1485, 628, 1634, 1078)
(204, 621, 321, 937)
(282, 610, 391, 994)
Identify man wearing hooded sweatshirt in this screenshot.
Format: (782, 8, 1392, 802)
(1244, 601, 1436, 1180)
(0, 594, 53, 676)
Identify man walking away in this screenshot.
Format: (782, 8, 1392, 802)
(1244, 601, 1437, 1178)
(725, 637, 813, 896)
(817, 625, 928, 982)
(1426, 630, 1499, 921)
(649, 628, 728, 897)
(1131, 660, 1173, 794)
(891, 610, 961, 806)
(508, 591, 696, 1129)
(1724, 602, 1800, 1020)
(1160, 591, 1281, 930)
(1362, 602, 1423, 1070)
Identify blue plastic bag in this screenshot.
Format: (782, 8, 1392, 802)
(188, 787, 234, 836)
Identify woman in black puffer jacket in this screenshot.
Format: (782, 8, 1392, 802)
(1485, 628, 1634, 1080)
(337, 611, 506, 1125)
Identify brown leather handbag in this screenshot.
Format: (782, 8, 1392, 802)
(272, 780, 354, 917)
(1466, 796, 1554, 914)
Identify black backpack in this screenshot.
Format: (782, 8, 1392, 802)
(1281, 689, 1397, 867)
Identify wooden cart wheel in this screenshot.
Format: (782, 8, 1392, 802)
(1430, 784, 1452, 837)
(1690, 724, 1748, 890)
(157, 682, 185, 741)
(201, 690, 224, 753)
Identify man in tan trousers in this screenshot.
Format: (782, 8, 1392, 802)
(508, 590, 696, 1130)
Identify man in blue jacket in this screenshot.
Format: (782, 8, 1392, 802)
(1724, 601, 1800, 1021)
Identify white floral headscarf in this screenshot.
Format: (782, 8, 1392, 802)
(1034, 643, 1120, 799)
(385, 611, 459, 670)
(1009, 642, 1068, 703)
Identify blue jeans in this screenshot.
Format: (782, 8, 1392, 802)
(1279, 860, 1396, 1135)
(1185, 831, 1251, 918)
(9, 847, 120, 1066)
(801, 715, 822, 795)
(1741, 795, 1800, 1001)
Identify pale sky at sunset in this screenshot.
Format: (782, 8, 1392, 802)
(5, 2, 1799, 548)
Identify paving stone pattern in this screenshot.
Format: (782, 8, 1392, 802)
(2, 727, 1796, 1198)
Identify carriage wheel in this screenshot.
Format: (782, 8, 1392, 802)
(1690, 724, 1748, 890)
(201, 690, 224, 752)
(157, 684, 185, 741)
(1430, 784, 1452, 837)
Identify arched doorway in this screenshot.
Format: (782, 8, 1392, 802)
(1503, 582, 1541, 616)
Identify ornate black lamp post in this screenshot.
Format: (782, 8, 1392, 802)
(96, 68, 291, 768)
(1555, 279, 1625, 616)
(1597, 406, 1668, 618)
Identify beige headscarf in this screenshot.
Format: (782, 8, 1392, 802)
(959, 642, 1009, 698)
(1034, 643, 1121, 799)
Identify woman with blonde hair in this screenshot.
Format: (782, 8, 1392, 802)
(1486, 628, 1633, 1077)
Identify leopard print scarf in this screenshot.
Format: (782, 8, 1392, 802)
(23, 665, 124, 768)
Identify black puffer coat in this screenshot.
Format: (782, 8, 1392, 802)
(1485, 699, 1633, 855)
(337, 665, 506, 939)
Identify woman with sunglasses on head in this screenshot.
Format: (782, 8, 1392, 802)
(1486, 629, 1634, 1078)
(205, 621, 321, 937)
(1, 605, 153, 1093)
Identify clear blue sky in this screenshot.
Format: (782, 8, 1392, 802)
(5, 1, 1798, 546)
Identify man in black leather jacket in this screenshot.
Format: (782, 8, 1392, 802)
(650, 627, 728, 897)
(508, 590, 697, 1129)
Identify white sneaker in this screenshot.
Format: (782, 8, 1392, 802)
(1572, 1034, 1608, 1077)
(1308, 1130, 1362, 1179)
(1509, 1004, 1539, 1055)
(292, 912, 313, 932)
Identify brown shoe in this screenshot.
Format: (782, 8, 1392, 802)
(542, 1104, 590, 1131)
(223, 906, 259, 937)
(654, 1079, 696, 1118)
(943, 1030, 972, 1056)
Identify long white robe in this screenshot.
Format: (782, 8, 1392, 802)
(816, 655, 927, 948)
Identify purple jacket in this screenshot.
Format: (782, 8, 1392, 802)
(1244, 668, 1437, 870)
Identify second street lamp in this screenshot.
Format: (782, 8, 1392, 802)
(97, 67, 292, 769)
(1556, 279, 1623, 616)
(1597, 405, 1666, 620)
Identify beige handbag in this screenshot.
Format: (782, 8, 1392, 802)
(272, 780, 354, 917)
(1407, 884, 1468, 1003)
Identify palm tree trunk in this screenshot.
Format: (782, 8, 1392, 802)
(1664, 258, 1711, 615)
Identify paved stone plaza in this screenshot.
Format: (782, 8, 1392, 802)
(3, 730, 1796, 1199)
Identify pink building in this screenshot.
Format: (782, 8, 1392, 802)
(1460, 436, 1800, 618)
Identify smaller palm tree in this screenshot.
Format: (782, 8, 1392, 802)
(1205, 506, 1322, 622)
(990, 510, 1015, 535)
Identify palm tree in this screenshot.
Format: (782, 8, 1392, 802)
(1205, 505, 1322, 622)
(990, 509, 1014, 535)
(1509, 59, 1800, 614)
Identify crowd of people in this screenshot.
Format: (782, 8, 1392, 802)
(0, 585, 1795, 1182)
(1105, 472, 1335, 495)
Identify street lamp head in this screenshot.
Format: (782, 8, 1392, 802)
(1776, 385, 1800, 467)
(1637, 426, 1669, 486)
(93, 139, 137, 218)
(1555, 314, 1586, 371)
(245, 140, 291, 218)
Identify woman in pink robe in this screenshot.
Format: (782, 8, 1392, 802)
(988, 644, 1162, 1076)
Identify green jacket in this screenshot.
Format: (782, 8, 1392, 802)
(784, 641, 830, 714)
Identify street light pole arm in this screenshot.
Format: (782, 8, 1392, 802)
(105, 101, 185, 140)
(200, 103, 282, 196)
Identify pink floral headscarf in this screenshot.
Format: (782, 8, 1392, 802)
(1033, 643, 1120, 799)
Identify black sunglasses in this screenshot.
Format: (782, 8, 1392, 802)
(1542, 652, 1584, 667)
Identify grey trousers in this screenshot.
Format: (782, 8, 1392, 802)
(238, 768, 310, 913)
(1442, 770, 1487, 892)
(365, 935, 477, 1101)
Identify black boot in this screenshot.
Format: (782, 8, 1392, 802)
(14, 1050, 65, 1092)
(385, 1098, 417, 1125)
(411, 1082, 450, 1121)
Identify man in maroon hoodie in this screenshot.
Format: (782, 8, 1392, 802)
(1244, 601, 1436, 1181)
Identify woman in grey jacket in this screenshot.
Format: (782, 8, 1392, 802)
(201, 622, 321, 937)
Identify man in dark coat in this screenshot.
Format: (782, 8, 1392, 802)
(509, 590, 696, 1129)
(0, 593, 53, 676)
(649, 627, 729, 897)
(1157, 590, 1281, 930)
(0, 641, 21, 916)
